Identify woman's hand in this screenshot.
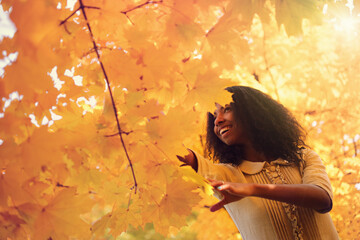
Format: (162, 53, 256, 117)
(208, 179, 255, 212)
(176, 149, 198, 171)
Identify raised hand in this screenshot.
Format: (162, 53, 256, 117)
(176, 149, 198, 171)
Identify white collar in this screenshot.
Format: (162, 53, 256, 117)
(239, 160, 266, 174)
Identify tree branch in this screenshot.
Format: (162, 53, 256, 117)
(82, 46, 114, 58)
(78, 0, 138, 193)
(104, 130, 133, 137)
(121, 0, 163, 15)
(121, 0, 163, 25)
(59, 5, 100, 26)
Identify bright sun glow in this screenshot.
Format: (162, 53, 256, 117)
(334, 16, 360, 33)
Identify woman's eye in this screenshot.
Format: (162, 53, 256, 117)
(224, 107, 231, 112)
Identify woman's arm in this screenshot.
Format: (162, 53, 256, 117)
(209, 180, 332, 213)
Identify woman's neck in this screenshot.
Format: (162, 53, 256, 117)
(243, 144, 273, 162)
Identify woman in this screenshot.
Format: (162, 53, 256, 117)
(179, 86, 339, 240)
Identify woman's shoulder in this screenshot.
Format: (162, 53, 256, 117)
(298, 148, 321, 161)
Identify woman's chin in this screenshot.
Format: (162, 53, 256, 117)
(222, 139, 236, 146)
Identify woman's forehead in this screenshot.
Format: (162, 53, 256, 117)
(214, 102, 231, 108)
(213, 102, 230, 114)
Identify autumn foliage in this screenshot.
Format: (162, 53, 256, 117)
(0, 0, 360, 239)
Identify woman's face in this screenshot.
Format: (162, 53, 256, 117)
(213, 103, 247, 146)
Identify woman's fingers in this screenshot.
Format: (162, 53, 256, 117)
(208, 179, 225, 187)
(209, 182, 247, 211)
(216, 184, 230, 191)
(176, 155, 186, 163)
(207, 179, 232, 192)
(208, 178, 223, 183)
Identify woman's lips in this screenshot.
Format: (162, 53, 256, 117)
(219, 126, 231, 136)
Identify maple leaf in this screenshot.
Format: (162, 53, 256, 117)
(0, 100, 34, 144)
(141, 177, 201, 235)
(90, 212, 112, 238)
(92, 202, 143, 238)
(179, 165, 214, 196)
(18, 127, 67, 177)
(0, 209, 27, 240)
(18, 187, 93, 240)
(140, 160, 175, 189)
(204, 1, 252, 69)
(110, 204, 144, 237)
(160, 177, 201, 217)
(146, 105, 199, 156)
(98, 178, 132, 205)
(65, 168, 105, 194)
(165, 0, 204, 50)
(274, 0, 322, 36)
(101, 49, 144, 91)
(183, 70, 234, 112)
(0, 164, 32, 207)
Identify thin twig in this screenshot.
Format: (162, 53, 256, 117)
(82, 46, 114, 58)
(104, 130, 133, 137)
(121, 0, 163, 14)
(60, 6, 81, 25)
(121, 0, 163, 25)
(56, 182, 70, 188)
(78, 0, 138, 193)
(303, 107, 335, 115)
(59, 5, 100, 26)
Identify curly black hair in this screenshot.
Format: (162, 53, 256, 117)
(205, 86, 307, 165)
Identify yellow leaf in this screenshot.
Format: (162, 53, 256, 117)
(91, 212, 112, 238)
(111, 204, 143, 237)
(0, 164, 33, 207)
(142, 177, 201, 235)
(275, 0, 322, 36)
(0, 209, 27, 240)
(146, 106, 199, 156)
(17, 188, 92, 240)
(160, 177, 201, 217)
(19, 127, 66, 177)
(65, 168, 105, 194)
(92, 202, 143, 238)
(184, 71, 234, 112)
(179, 165, 214, 196)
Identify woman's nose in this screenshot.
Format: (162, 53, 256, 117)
(214, 113, 224, 126)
